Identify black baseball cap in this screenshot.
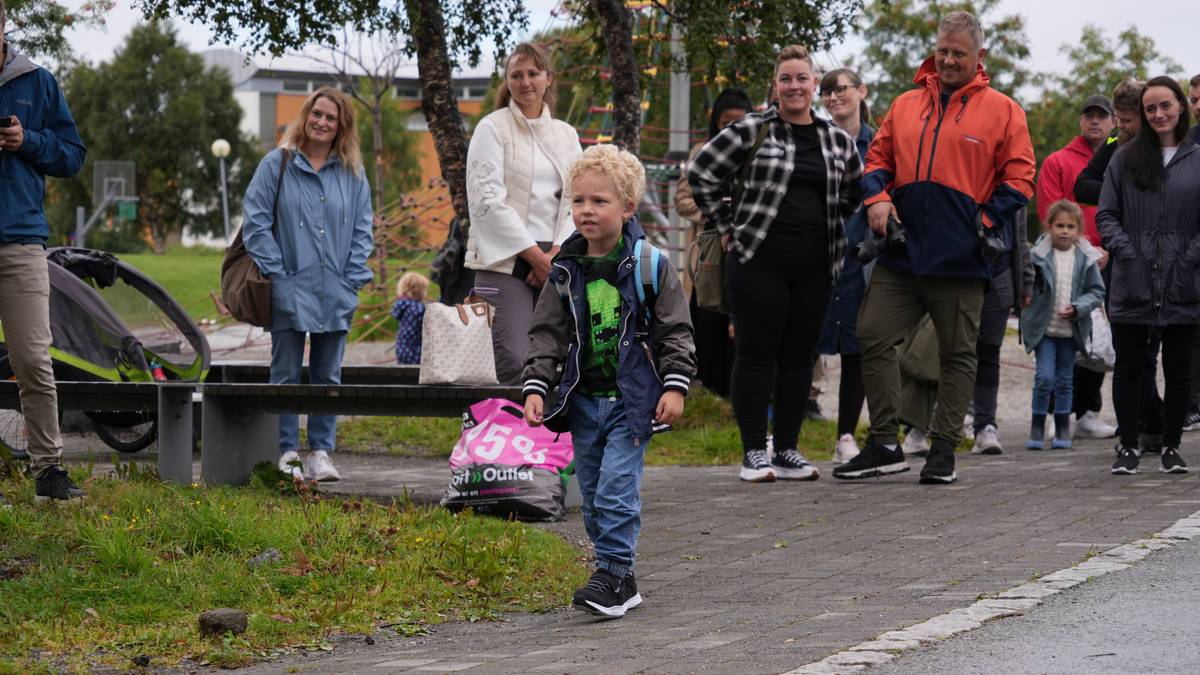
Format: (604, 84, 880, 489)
(1081, 95, 1113, 116)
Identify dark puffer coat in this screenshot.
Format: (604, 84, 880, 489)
(1096, 141, 1200, 326)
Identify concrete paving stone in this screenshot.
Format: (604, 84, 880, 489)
(412, 662, 482, 671)
(850, 639, 923, 652)
(368, 658, 438, 668)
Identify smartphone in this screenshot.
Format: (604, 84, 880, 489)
(0, 117, 13, 128)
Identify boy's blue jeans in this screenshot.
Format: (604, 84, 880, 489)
(270, 329, 347, 453)
(1032, 336, 1076, 416)
(568, 395, 646, 579)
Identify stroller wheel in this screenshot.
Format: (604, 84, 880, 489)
(0, 409, 29, 460)
(93, 415, 159, 451)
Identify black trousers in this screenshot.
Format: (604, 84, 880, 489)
(726, 243, 831, 452)
(1112, 323, 1193, 449)
(836, 353, 865, 436)
(689, 290, 734, 398)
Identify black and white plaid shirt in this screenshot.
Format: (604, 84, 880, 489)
(687, 108, 863, 279)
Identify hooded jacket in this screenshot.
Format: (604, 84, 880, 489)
(522, 217, 696, 442)
(862, 58, 1036, 279)
(1020, 235, 1105, 353)
(0, 47, 86, 242)
(1037, 135, 1100, 246)
(1097, 141, 1200, 326)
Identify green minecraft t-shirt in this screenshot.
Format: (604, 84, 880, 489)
(577, 237, 624, 396)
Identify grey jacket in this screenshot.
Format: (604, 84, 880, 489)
(1020, 235, 1106, 352)
(1097, 141, 1200, 326)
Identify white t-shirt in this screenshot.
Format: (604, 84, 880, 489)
(1046, 246, 1077, 338)
(1163, 146, 1179, 166)
(526, 116, 563, 243)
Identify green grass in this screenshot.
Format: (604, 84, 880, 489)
(119, 247, 225, 322)
(0, 464, 587, 671)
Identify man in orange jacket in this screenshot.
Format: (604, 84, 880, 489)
(833, 10, 1036, 485)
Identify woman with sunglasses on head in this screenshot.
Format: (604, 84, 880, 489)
(814, 68, 874, 465)
(689, 46, 863, 483)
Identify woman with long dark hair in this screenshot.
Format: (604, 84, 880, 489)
(689, 46, 862, 483)
(815, 68, 873, 464)
(675, 88, 752, 397)
(1097, 76, 1200, 475)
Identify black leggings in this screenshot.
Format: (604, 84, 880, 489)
(836, 353, 865, 436)
(1112, 323, 1193, 449)
(726, 243, 831, 452)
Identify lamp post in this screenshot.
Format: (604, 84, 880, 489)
(211, 139, 232, 242)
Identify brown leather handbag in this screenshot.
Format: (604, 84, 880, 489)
(220, 149, 289, 327)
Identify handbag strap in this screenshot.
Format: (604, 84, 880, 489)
(271, 148, 289, 244)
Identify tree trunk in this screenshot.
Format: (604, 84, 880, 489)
(372, 105, 387, 285)
(405, 0, 470, 233)
(590, 0, 641, 156)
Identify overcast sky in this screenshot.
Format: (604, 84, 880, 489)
(57, 0, 1197, 85)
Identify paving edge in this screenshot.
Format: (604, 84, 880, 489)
(780, 509, 1200, 674)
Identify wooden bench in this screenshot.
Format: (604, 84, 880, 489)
(0, 377, 524, 487)
(0, 380, 197, 483)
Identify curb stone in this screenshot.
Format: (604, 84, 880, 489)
(782, 507, 1200, 675)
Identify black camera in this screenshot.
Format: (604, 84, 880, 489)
(854, 217, 906, 264)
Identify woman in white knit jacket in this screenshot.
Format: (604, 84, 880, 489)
(466, 42, 582, 384)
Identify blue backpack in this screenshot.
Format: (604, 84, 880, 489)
(632, 238, 662, 321)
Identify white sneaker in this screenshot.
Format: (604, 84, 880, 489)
(972, 424, 1003, 455)
(279, 450, 303, 480)
(1074, 411, 1116, 439)
(833, 434, 861, 464)
(901, 428, 930, 457)
(304, 450, 341, 482)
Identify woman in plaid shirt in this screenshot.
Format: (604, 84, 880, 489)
(687, 45, 863, 484)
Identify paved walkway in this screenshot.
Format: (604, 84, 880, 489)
(224, 432, 1200, 674)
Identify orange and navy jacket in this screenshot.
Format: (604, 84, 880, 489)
(862, 58, 1036, 279)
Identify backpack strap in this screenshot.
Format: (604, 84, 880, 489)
(730, 119, 771, 211)
(633, 238, 661, 321)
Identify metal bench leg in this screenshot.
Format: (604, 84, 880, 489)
(157, 385, 194, 483)
(200, 394, 277, 486)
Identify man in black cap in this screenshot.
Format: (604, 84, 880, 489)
(1034, 94, 1115, 441)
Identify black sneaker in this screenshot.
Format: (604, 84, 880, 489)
(34, 466, 85, 503)
(1160, 447, 1189, 474)
(739, 449, 775, 482)
(1184, 410, 1200, 432)
(572, 569, 641, 618)
(832, 438, 909, 480)
(919, 440, 958, 484)
(1139, 433, 1163, 455)
(1112, 444, 1140, 475)
(771, 449, 819, 481)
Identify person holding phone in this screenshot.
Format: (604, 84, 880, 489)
(465, 42, 582, 385)
(0, 0, 88, 503)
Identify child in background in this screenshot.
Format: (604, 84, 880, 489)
(523, 144, 696, 619)
(1020, 200, 1105, 450)
(391, 272, 429, 365)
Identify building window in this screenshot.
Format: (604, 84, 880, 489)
(282, 80, 309, 93)
(463, 86, 488, 100)
(396, 86, 421, 100)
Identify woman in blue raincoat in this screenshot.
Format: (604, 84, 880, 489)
(242, 86, 374, 483)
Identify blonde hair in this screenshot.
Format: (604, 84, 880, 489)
(775, 44, 814, 76)
(569, 144, 646, 209)
(1045, 199, 1084, 231)
(279, 87, 363, 174)
(396, 271, 429, 301)
(494, 42, 557, 114)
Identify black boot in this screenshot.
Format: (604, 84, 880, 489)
(1027, 414, 1046, 450)
(1052, 414, 1073, 449)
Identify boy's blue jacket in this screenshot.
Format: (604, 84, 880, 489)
(0, 48, 86, 242)
(522, 216, 696, 441)
(1020, 234, 1106, 353)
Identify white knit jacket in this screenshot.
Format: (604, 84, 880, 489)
(464, 101, 582, 273)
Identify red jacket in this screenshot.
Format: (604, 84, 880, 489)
(1036, 135, 1100, 246)
(863, 58, 1036, 278)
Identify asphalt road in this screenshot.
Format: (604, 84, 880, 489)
(874, 535, 1200, 674)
